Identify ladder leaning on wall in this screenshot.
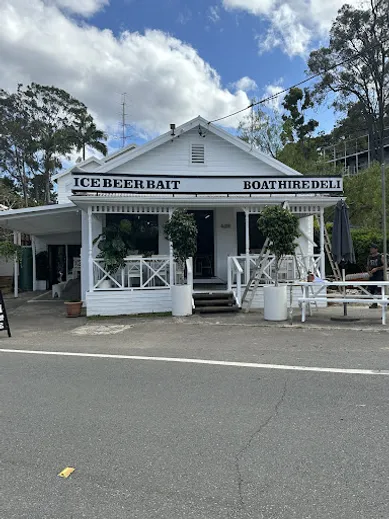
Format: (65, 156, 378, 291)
(320, 218, 342, 281)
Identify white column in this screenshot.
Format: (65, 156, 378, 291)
(31, 235, 37, 292)
(168, 208, 174, 286)
(319, 207, 326, 278)
(88, 206, 93, 292)
(13, 231, 19, 298)
(245, 209, 250, 284)
(65, 244, 69, 281)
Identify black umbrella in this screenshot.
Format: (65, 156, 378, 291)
(332, 200, 356, 316)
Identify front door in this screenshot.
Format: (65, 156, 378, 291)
(191, 210, 215, 278)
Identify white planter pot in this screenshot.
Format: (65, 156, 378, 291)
(171, 284, 193, 317)
(263, 285, 288, 321)
(99, 279, 112, 289)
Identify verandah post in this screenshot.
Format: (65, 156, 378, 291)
(245, 208, 250, 285)
(319, 207, 326, 279)
(169, 208, 174, 286)
(31, 235, 37, 292)
(88, 206, 93, 292)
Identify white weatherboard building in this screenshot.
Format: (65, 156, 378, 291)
(0, 116, 342, 316)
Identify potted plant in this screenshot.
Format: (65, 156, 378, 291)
(257, 205, 300, 321)
(64, 299, 83, 318)
(164, 209, 197, 316)
(93, 219, 134, 288)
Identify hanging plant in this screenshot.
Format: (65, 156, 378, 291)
(164, 209, 197, 284)
(257, 205, 300, 286)
(0, 241, 22, 262)
(93, 219, 135, 274)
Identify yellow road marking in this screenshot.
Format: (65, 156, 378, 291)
(58, 467, 75, 478)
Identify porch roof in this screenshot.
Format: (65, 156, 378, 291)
(70, 194, 342, 214)
(0, 203, 81, 235)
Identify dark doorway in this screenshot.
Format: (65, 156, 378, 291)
(48, 244, 81, 288)
(106, 214, 159, 256)
(236, 212, 266, 255)
(191, 210, 214, 278)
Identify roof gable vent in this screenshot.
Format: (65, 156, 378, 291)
(191, 144, 205, 164)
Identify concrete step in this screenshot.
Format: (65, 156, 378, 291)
(195, 305, 240, 314)
(195, 298, 235, 307)
(193, 292, 233, 300)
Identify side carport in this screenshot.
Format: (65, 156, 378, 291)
(0, 204, 81, 296)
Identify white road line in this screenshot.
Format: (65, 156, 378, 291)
(0, 348, 388, 376)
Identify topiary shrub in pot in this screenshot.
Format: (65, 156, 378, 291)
(257, 205, 300, 321)
(93, 219, 135, 288)
(164, 209, 197, 316)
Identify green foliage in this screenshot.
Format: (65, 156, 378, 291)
(281, 87, 319, 151)
(257, 206, 300, 285)
(349, 228, 386, 271)
(308, 1, 389, 162)
(0, 83, 107, 206)
(164, 210, 197, 282)
(238, 102, 283, 159)
(36, 251, 49, 280)
(0, 241, 22, 261)
(94, 219, 135, 274)
(68, 108, 108, 161)
(343, 164, 389, 229)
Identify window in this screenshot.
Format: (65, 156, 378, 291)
(191, 144, 205, 164)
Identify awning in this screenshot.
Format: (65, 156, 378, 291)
(0, 203, 81, 236)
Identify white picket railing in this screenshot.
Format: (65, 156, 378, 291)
(227, 254, 322, 290)
(92, 256, 194, 291)
(227, 256, 244, 307)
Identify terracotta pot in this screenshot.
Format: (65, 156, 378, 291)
(65, 301, 82, 318)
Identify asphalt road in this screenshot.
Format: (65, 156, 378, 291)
(1, 328, 389, 519)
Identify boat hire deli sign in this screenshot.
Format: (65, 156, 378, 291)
(72, 173, 343, 195)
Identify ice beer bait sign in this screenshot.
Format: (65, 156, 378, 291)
(72, 173, 343, 195)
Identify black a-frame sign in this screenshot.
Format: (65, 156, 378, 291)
(0, 291, 11, 337)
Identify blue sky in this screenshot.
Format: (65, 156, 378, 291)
(1, 0, 355, 154)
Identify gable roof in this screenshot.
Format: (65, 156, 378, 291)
(94, 116, 302, 177)
(52, 156, 103, 182)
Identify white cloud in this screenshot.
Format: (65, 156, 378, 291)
(0, 0, 250, 136)
(262, 80, 285, 110)
(50, 0, 109, 17)
(233, 76, 258, 92)
(223, 0, 364, 56)
(208, 5, 221, 23)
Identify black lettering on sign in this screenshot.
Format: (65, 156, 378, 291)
(124, 180, 133, 189)
(113, 179, 123, 189)
(147, 180, 156, 189)
(302, 180, 310, 189)
(261, 181, 269, 190)
(243, 181, 251, 190)
(320, 180, 329, 189)
(171, 180, 180, 190)
(134, 180, 144, 189)
(156, 180, 166, 190)
(0, 291, 11, 337)
(80, 178, 90, 188)
(91, 178, 100, 188)
(103, 178, 113, 188)
(74, 177, 80, 187)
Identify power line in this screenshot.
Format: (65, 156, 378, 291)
(208, 36, 389, 125)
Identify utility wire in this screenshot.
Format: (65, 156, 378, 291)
(208, 36, 389, 125)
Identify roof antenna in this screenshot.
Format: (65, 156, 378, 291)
(170, 123, 176, 136)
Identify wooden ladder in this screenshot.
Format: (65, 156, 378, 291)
(241, 238, 270, 313)
(323, 224, 342, 281)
